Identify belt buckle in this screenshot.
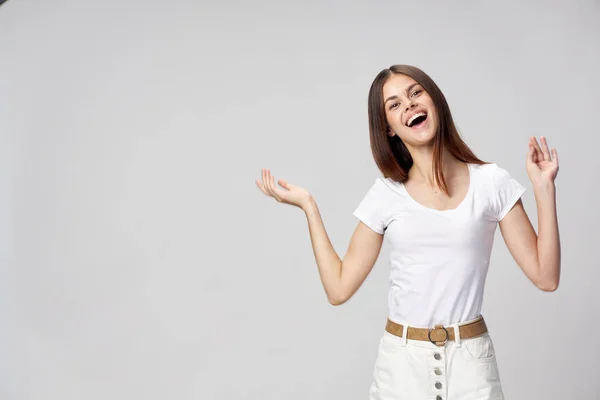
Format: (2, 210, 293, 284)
(428, 324, 449, 346)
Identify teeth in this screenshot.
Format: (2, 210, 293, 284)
(407, 112, 426, 127)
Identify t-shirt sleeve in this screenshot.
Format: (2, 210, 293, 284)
(491, 164, 527, 221)
(352, 178, 388, 234)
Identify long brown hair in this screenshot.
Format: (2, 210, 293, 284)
(367, 64, 488, 194)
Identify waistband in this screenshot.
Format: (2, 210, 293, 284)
(385, 315, 488, 347)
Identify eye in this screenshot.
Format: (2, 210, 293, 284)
(411, 89, 422, 98)
(389, 102, 399, 110)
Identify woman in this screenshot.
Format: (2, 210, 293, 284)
(255, 65, 560, 400)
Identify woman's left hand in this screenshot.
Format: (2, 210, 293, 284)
(527, 136, 559, 186)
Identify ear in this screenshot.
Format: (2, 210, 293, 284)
(387, 127, 395, 137)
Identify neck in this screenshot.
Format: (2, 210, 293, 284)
(407, 146, 460, 188)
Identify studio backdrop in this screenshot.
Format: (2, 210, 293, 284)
(1, 0, 598, 399)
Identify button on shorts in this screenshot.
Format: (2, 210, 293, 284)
(368, 329, 504, 399)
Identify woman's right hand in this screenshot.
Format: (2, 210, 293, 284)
(256, 168, 313, 210)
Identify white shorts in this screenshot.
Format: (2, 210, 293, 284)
(368, 320, 504, 400)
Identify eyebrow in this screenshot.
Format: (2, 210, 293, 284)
(384, 83, 420, 106)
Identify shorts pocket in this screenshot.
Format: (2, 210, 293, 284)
(378, 331, 406, 353)
(463, 333, 497, 363)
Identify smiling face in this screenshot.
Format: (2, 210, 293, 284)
(382, 73, 439, 148)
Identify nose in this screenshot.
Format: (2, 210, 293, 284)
(405, 101, 417, 112)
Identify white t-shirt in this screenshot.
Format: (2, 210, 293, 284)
(353, 162, 526, 328)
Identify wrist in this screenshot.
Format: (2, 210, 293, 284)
(302, 195, 317, 213)
(533, 181, 556, 197)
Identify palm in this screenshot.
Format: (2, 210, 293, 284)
(256, 168, 312, 210)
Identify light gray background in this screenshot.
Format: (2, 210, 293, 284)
(1, 0, 598, 399)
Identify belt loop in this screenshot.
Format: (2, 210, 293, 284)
(401, 323, 409, 347)
(451, 323, 461, 347)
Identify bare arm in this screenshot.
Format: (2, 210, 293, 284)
(499, 190, 560, 291)
(499, 136, 561, 292)
(256, 168, 384, 306)
(303, 197, 384, 305)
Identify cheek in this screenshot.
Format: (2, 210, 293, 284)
(386, 114, 403, 131)
(390, 121, 408, 135)
(429, 113, 439, 130)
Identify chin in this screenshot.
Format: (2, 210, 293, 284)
(406, 128, 437, 147)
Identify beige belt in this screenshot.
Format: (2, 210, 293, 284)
(385, 316, 488, 346)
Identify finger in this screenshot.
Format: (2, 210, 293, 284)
(528, 143, 538, 163)
(265, 169, 274, 195)
(527, 144, 536, 164)
(256, 178, 268, 195)
(269, 171, 283, 202)
(257, 171, 272, 196)
(262, 169, 274, 197)
(531, 136, 544, 161)
(552, 148, 559, 168)
(266, 170, 279, 200)
(531, 136, 542, 155)
(528, 137, 537, 160)
(540, 136, 551, 161)
(261, 168, 267, 191)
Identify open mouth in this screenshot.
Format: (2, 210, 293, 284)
(407, 112, 428, 129)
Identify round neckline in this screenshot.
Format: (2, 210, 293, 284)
(399, 163, 473, 213)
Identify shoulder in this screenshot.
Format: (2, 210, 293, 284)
(360, 176, 402, 193)
(470, 162, 500, 175)
(356, 177, 392, 201)
(470, 162, 512, 185)
(357, 176, 407, 204)
(376, 177, 414, 202)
